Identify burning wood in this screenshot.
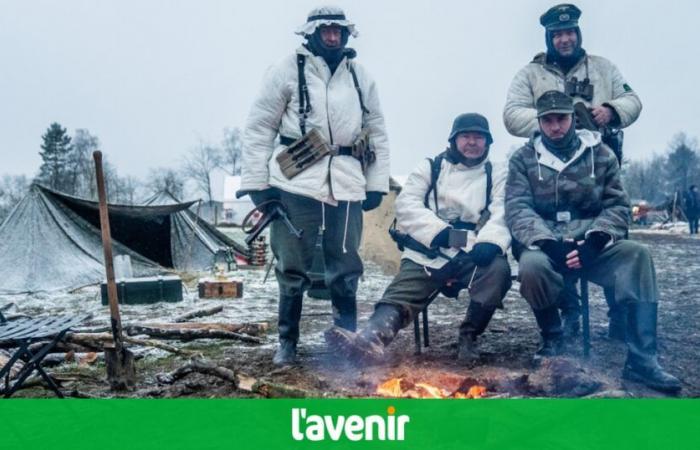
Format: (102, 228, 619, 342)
(376, 377, 487, 399)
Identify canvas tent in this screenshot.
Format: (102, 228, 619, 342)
(0, 185, 248, 294)
(142, 190, 249, 269)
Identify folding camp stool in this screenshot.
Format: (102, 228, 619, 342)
(0, 312, 90, 398)
(579, 277, 591, 358)
(413, 276, 592, 357)
(413, 290, 439, 355)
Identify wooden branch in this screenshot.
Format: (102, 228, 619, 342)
(43, 352, 102, 367)
(174, 306, 224, 322)
(251, 380, 318, 398)
(125, 325, 263, 344)
(134, 322, 269, 337)
(65, 332, 190, 355)
(156, 358, 238, 388)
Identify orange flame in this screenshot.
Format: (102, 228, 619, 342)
(376, 377, 487, 399)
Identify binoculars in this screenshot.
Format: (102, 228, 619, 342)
(565, 76, 594, 101)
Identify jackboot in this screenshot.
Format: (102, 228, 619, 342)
(622, 303, 681, 393)
(324, 304, 404, 366)
(606, 289, 627, 342)
(331, 296, 357, 332)
(532, 305, 565, 363)
(457, 302, 496, 363)
(273, 294, 303, 366)
(558, 285, 581, 339)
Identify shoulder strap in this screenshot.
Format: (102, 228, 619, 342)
(347, 62, 370, 116)
(475, 161, 493, 233)
(423, 153, 445, 209)
(297, 55, 311, 135)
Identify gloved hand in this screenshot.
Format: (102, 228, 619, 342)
(469, 242, 502, 267)
(362, 191, 384, 211)
(575, 232, 610, 268)
(431, 227, 451, 248)
(248, 188, 279, 208)
(538, 239, 576, 270)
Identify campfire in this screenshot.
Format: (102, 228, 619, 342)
(376, 377, 487, 399)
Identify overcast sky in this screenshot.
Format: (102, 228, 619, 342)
(1, 0, 698, 181)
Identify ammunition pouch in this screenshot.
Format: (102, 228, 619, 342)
(276, 129, 331, 179)
(350, 128, 376, 171)
(278, 128, 375, 178)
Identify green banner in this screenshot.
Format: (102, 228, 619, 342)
(1, 399, 698, 450)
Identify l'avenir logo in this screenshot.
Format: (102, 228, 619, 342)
(291, 406, 410, 441)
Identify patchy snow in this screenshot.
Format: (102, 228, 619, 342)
(1, 231, 698, 398)
(638, 221, 693, 235)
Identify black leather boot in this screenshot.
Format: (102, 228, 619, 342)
(533, 305, 565, 363)
(324, 303, 404, 365)
(331, 296, 357, 332)
(457, 302, 496, 363)
(273, 294, 302, 366)
(622, 303, 681, 393)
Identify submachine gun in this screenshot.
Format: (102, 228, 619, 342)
(242, 200, 303, 246)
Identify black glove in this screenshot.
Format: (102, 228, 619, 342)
(576, 232, 610, 268)
(538, 239, 576, 270)
(248, 188, 279, 208)
(362, 191, 384, 211)
(431, 227, 451, 248)
(469, 243, 502, 267)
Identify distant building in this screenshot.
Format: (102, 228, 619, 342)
(222, 176, 254, 226)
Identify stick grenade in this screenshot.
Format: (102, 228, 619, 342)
(93, 150, 135, 390)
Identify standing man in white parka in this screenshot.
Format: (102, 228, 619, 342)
(503, 3, 642, 341)
(237, 6, 390, 365)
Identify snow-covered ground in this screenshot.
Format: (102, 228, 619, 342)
(1, 230, 698, 397)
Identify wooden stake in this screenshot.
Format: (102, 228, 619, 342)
(93, 150, 136, 390)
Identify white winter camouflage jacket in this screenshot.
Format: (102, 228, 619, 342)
(503, 53, 642, 138)
(240, 46, 390, 204)
(395, 154, 511, 269)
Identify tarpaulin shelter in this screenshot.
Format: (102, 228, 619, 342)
(0, 185, 248, 294)
(141, 190, 249, 269)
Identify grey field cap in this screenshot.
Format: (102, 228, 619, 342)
(536, 90, 574, 117)
(540, 3, 582, 31)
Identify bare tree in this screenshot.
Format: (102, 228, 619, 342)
(622, 154, 667, 204)
(181, 143, 222, 202)
(68, 129, 100, 199)
(0, 175, 30, 223)
(146, 167, 185, 200)
(222, 127, 243, 175)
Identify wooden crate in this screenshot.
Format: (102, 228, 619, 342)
(197, 279, 243, 299)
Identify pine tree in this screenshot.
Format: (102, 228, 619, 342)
(37, 123, 72, 190)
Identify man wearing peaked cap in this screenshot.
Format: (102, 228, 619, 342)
(237, 5, 390, 366)
(325, 113, 512, 366)
(503, 3, 642, 342)
(505, 91, 681, 394)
